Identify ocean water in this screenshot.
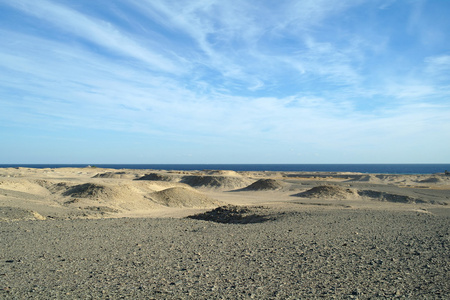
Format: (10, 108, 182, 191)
(1, 164, 449, 174)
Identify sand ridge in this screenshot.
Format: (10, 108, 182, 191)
(241, 178, 285, 191)
(149, 187, 222, 208)
(293, 185, 358, 199)
(181, 175, 253, 190)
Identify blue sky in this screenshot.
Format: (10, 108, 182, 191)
(1, 0, 449, 164)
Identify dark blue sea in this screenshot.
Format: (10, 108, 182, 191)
(0, 164, 449, 174)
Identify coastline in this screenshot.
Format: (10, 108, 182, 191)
(1, 163, 450, 174)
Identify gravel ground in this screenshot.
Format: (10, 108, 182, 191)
(1, 208, 449, 299)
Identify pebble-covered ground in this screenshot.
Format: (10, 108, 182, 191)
(1, 208, 449, 299)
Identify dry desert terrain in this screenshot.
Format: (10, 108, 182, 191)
(1, 167, 449, 298)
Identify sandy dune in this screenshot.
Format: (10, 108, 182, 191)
(1, 167, 449, 220)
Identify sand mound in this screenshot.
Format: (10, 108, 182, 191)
(136, 173, 181, 182)
(60, 182, 166, 211)
(92, 172, 134, 179)
(150, 187, 220, 208)
(243, 179, 284, 191)
(293, 185, 358, 199)
(418, 177, 442, 183)
(375, 175, 399, 181)
(62, 183, 115, 199)
(0, 179, 51, 195)
(46, 182, 73, 194)
(182, 175, 252, 190)
(347, 174, 413, 185)
(187, 205, 275, 224)
(0, 207, 46, 221)
(201, 170, 241, 177)
(357, 190, 433, 204)
(348, 175, 383, 183)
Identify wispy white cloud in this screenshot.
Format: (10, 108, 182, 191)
(425, 55, 450, 77)
(129, 0, 366, 90)
(385, 83, 437, 99)
(280, 36, 363, 87)
(378, 0, 397, 10)
(1, 0, 449, 163)
(3, 0, 182, 73)
(129, 0, 263, 86)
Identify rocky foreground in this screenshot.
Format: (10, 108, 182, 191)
(1, 207, 449, 299)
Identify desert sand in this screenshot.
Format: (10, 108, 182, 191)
(1, 167, 449, 298)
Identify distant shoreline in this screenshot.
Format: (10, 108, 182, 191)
(1, 163, 449, 174)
